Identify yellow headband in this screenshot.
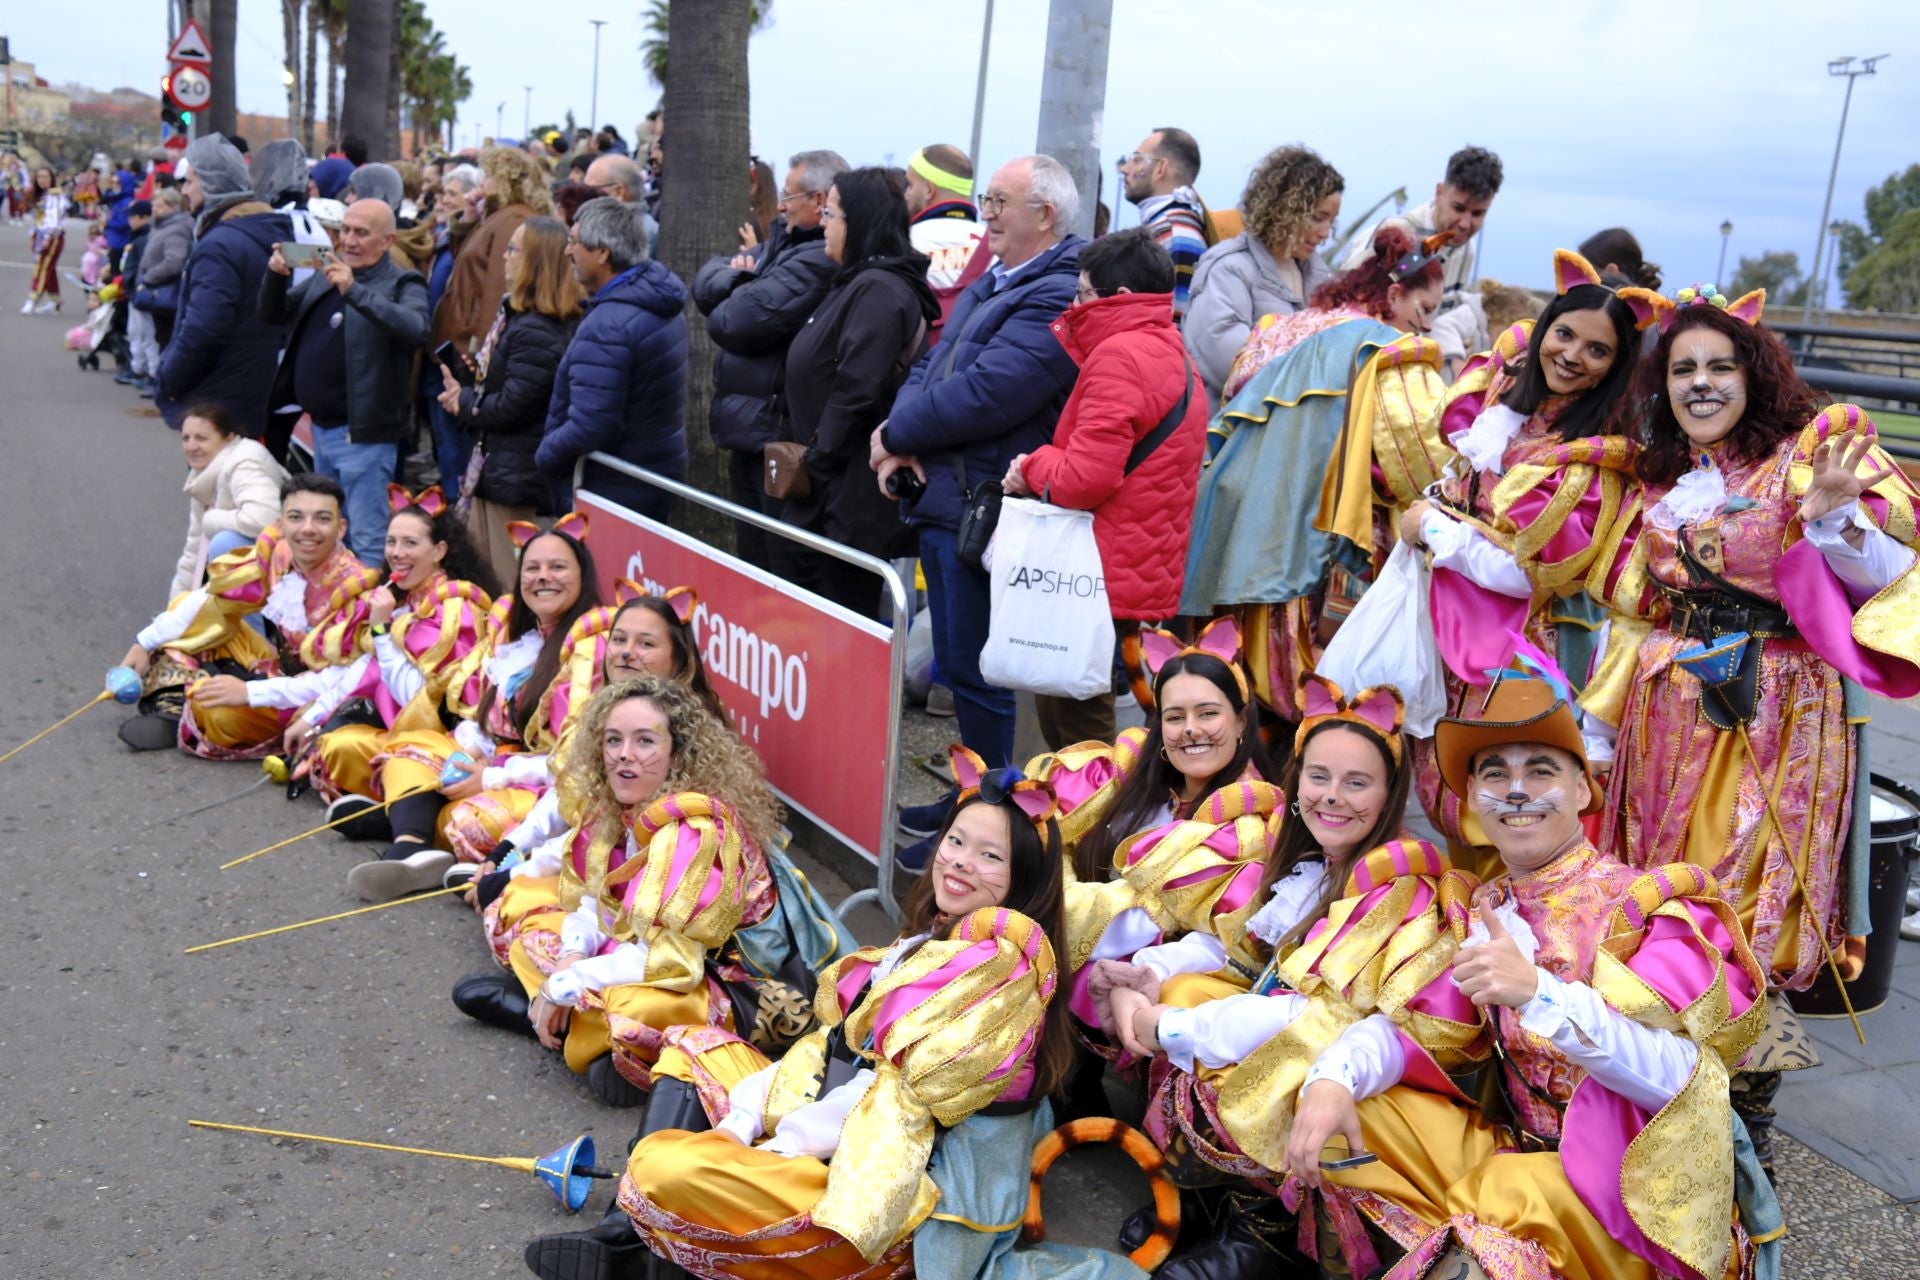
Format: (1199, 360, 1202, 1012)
(909, 148, 973, 198)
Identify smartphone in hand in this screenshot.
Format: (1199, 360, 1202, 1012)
(281, 242, 331, 270)
(433, 340, 476, 387)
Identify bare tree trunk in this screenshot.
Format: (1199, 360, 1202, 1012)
(339, 0, 392, 158)
(282, 0, 304, 147)
(327, 32, 343, 144)
(207, 0, 239, 139)
(384, 17, 404, 159)
(302, 2, 319, 150)
(657, 0, 752, 543)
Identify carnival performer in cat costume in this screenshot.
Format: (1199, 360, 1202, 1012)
(1284, 666, 1777, 1280)
(117, 473, 373, 756)
(1400, 249, 1644, 871)
(1585, 282, 1920, 1173)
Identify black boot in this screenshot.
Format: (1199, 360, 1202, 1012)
(1732, 1069, 1783, 1183)
(117, 713, 180, 752)
(327, 793, 391, 842)
(588, 1055, 648, 1109)
(1153, 1183, 1305, 1280)
(636, 1077, 711, 1140)
(523, 1203, 651, 1280)
(452, 969, 535, 1036)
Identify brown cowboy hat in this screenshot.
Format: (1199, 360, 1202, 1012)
(1433, 674, 1601, 815)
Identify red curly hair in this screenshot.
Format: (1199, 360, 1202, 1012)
(1308, 226, 1443, 322)
(1634, 306, 1825, 487)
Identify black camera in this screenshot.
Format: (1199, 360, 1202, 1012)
(885, 467, 926, 501)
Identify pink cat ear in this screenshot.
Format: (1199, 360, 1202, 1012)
(1009, 784, 1055, 826)
(1299, 672, 1345, 719)
(1616, 287, 1671, 333)
(412, 485, 447, 517)
(1193, 615, 1240, 665)
(551, 511, 590, 542)
(1348, 686, 1405, 738)
(662, 585, 698, 625)
(948, 743, 990, 792)
(506, 520, 542, 550)
(1552, 248, 1603, 295)
(1139, 628, 1183, 679)
(1725, 289, 1766, 326)
(612, 577, 648, 605)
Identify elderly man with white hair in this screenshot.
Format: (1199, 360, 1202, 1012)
(869, 153, 1086, 868)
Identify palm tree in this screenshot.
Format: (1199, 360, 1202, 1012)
(639, 0, 772, 89)
(322, 0, 350, 146)
(302, 0, 321, 150)
(340, 0, 394, 157)
(281, 0, 305, 149)
(655, 0, 755, 530)
(208, 0, 239, 138)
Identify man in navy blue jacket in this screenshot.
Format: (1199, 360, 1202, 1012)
(537, 197, 688, 520)
(871, 154, 1084, 865)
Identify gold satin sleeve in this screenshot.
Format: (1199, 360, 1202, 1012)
(1314, 336, 1450, 551)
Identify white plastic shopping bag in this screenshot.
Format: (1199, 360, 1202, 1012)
(979, 498, 1116, 699)
(1314, 541, 1448, 735)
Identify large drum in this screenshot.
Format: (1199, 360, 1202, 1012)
(1790, 774, 1920, 1018)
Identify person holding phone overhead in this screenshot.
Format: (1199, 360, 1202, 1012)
(435, 216, 584, 587)
(260, 198, 432, 566)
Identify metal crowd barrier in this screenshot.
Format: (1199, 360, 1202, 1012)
(575, 452, 910, 924)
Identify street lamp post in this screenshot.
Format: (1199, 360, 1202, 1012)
(495, 101, 505, 141)
(589, 19, 608, 133)
(1716, 220, 1733, 284)
(523, 86, 532, 138)
(966, 0, 995, 182)
(1825, 220, 1845, 316)
(1802, 54, 1888, 323)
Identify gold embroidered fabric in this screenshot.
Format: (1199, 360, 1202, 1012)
(602, 793, 749, 991)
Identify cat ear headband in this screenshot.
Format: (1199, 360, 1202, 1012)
(505, 511, 591, 550)
(612, 578, 698, 626)
(1139, 616, 1248, 700)
(948, 744, 1056, 830)
(1296, 674, 1405, 762)
(386, 483, 446, 516)
(1616, 282, 1766, 335)
(1388, 231, 1457, 284)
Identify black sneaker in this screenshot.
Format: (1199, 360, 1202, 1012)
(117, 713, 179, 752)
(523, 1206, 650, 1280)
(894, 835, 936, 875)
(326, 794, 391, 842)
(897, 795, 954, 839)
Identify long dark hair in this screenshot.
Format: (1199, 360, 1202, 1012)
(1254, 721, 1412, 951)
(901, 797, 1075, 1102)
(1634, 307, 1825, 488)
(830, 166, 916, 280)
(1074, 652, 1274, 883)
(1500, 285, 1639, 442)
(476, 530, 603, 742)
(383, 503, 500, 599)
(609, 597, 729, 724)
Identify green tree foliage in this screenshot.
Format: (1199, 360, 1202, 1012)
(1731, 250, 1811, 307)
(640, 0, 773, 89)
(1844, 207, 1920, 314)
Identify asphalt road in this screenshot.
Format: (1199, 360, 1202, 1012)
(0, 218, 1139, 1279)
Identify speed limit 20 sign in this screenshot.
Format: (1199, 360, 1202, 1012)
(166, 65, 212, 112)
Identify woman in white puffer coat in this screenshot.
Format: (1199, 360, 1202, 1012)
(169, 403, 288, 597)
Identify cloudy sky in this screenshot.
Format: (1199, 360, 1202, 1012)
(14, 0, 1919, 289)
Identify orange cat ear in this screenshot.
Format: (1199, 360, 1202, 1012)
(1552, 248, 1604, 295)
(1724, 289, 1766, 326)
(551, 511, 590, 542)
(662, 586, 698, 625)
(1616, 287, 1672, 333)
(506, 521, 541, 551)
(612, 577, 648, 605)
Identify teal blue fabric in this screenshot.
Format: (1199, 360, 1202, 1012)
(732, 832, 856, 980)
(914, 1101, 1148, 1280)
(1177, 316, 1400, 614)
(1730, 1108, 1783, 1280)
(1845, 680, 1873, 934)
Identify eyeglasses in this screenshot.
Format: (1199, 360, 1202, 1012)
(776, 189, 821, 207)
(978, 193, 1044, 217)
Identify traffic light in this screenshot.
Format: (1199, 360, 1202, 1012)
(160, 72, 192, 131)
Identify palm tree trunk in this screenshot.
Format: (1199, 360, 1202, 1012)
(340, 0, 393, 158)
(303, 2, 319, 150)
(207, 0, 239, 139)
(327, 29, 344, 144)
(282, 0, 304, 147)
(657, 0, 753, 539)
(384, 20, 404, 159)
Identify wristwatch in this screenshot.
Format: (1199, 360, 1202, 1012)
(370, 623, 390, 637)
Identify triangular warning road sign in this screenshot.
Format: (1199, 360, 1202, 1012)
(167, 19, 213, 67)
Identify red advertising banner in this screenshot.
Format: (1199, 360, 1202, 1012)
(575, 488, 897, 864)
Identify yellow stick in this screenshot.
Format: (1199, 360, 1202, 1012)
(185, 884, 465, 953)
(219, 786, 433, 870)
(187, 1119, 536, 1173)
(1737, 723, 1865, 1045)
(0, 691, 111, 766)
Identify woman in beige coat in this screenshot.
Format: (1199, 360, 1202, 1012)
(169, 404, 289, 597)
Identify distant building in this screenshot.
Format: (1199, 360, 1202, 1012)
(3, 57, 73, 130)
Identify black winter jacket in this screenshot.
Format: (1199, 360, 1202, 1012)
(782, 255, 940, 556)
(536, 260, 689, 521)
(455, 301, 579, 511)
(260, 254, 433, 454)
(156, 204, 294, 434)
(692, 220, 836, 452)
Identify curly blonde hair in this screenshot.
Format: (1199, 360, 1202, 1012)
(1240, 145, 1343, 260)
(558, 676, 784, 854)
(480, 145, 556, 216)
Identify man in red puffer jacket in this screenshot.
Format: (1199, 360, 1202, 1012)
(1004, 227, 1208, 749)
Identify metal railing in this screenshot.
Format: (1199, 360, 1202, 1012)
(1774, 323, 1920, 462)
(575, 453, 911, 923)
